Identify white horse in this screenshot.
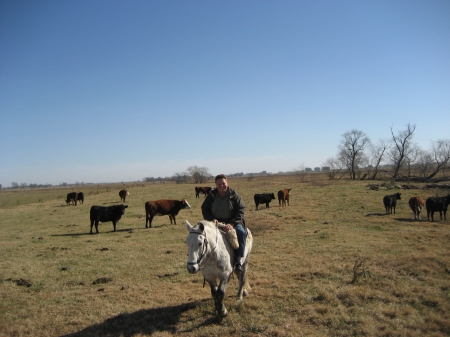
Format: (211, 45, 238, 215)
(185, 220, 253, 318)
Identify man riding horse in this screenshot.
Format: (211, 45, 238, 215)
(201, 174, 247, 272)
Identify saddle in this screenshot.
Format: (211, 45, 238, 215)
(217, 223, 239, 250)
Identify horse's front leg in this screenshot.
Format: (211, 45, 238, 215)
(209, 279, 229, 318)
(236, 263, 248, 300)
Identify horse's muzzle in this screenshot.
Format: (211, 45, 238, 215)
(187, 262, 199, 274)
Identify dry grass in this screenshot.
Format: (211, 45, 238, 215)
(1, 174, 449, 337)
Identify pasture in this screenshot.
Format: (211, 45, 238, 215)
(0, 174, 449, 337)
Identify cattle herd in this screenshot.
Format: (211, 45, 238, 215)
(64, 184, 449, 234)
(383, 192, 450, 222)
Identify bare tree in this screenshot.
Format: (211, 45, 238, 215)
(389, 123, 416, 179)
(338, 129, 370, 180)
(323, 157, 344, 180)
(187, 166, 211, 184)
(417, 149, 434, 178)
(172, 172, 190, 184)
(427, 139, 450, 179)
(11, 182, 18, 189)
(368, 138, 389, 180)
(294, 164, 307, 180)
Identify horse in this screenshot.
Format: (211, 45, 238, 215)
(185, 220, 253, 318)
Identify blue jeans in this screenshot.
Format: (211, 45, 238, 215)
(234, 224, 246, 258)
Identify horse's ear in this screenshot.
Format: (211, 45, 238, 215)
(185, 220, 193, 231)
(199, 222, 204, 232)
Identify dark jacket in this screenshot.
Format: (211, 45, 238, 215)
(201, 187, 245, 228)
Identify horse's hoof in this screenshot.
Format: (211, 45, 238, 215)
(216, 309, 228, 318)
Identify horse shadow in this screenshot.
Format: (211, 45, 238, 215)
(59, 300, 215, 337)
(365, 213, 386, 217)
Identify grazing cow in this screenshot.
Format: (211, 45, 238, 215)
(77, 192, 84, 205)
(119, 189, 129, 202)
(254, 193, 276, 210)
(426, 194, 450, 222)
(66, 192, 78, 206)
(409, 196, 425, 220)
(145, 199, 191, 228)
(278, 189, 291, 207)
(90, 205, 128, 233)
(383, 193, 401, 214)
(195, 186, 213, 198)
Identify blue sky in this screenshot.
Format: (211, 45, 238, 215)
(1, 0, 449, 185)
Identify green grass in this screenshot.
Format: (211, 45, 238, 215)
(1, 175, 450, 336)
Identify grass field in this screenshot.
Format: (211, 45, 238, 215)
(0, 174, 449, 337)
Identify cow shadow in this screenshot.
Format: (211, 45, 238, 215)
(51, 228, 136, 237)
(60, 300, 214, 337)
(365, 213, 386, 217)
(394, 217, 423, 223)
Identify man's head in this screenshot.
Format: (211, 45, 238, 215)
(215, 174, 228, 196)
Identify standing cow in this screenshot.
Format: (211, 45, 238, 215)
(119, 189, 129, 202)
(77, 192, 84, 205)
(278, 189, 291, 207)
(254, 193, 276, 210)
(195, 186, 213, 198)
(426, 194, 450, 222)
(90, 205, 128, 233)
(66, 192, 78, 206)
(409, 196, 425, 220)
(145, 199, 191, 228)
(383, 193, 401, 214)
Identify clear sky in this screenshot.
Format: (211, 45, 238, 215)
(1, 1, 449, 186)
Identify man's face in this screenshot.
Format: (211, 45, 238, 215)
(215, 178, 228, 195)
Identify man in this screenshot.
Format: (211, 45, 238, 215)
(201, 174, 246, 272)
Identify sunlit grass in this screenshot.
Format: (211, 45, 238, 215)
(1, 174, 449, 336)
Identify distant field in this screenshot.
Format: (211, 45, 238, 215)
(1, 174, 449, 337)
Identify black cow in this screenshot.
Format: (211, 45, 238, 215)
(66, 192, 78, 206)
(90, 205, 128, 233)
(383, 192, 401, 214)
(426, 194, 450, 222)
(77, 192, 84, 205)
(254, 193, 276, 210)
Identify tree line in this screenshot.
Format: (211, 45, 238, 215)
(324, 123, 450, 181)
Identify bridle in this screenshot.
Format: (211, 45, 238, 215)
(187, 226, 219, 270)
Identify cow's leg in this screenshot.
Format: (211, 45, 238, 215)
(439, 211, 443, 220)
(168, 215, 173, 224)
(113, 220, 117, 232)
(95, 221, 99, 234)
(90, 220, 94, 234)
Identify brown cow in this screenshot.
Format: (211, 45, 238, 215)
(145, 199, 191, 228)
(409, 196, 425, 220)
(278, 189, 291, 207)
(119, 189, 129, 202)
(66, 192, 78, 206)
(195, 186, 213, 198)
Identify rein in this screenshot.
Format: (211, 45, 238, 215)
(187, 226, 219, 270)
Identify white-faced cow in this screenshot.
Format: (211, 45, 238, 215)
(90, 205, 128, 233)
(145, 199, 191, 228)
(278, 189, 291, 207)
(409, 196, 425, 220)
(66, 192, 78, 206)
(383, 192, 401, 214)
(195, 186, 213, 198)
(119, 189, 129, 202)
(254, 193, 276, 210)
(426, 194, 450, 222)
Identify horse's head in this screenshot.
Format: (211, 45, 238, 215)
(185, 220, 210, 274)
